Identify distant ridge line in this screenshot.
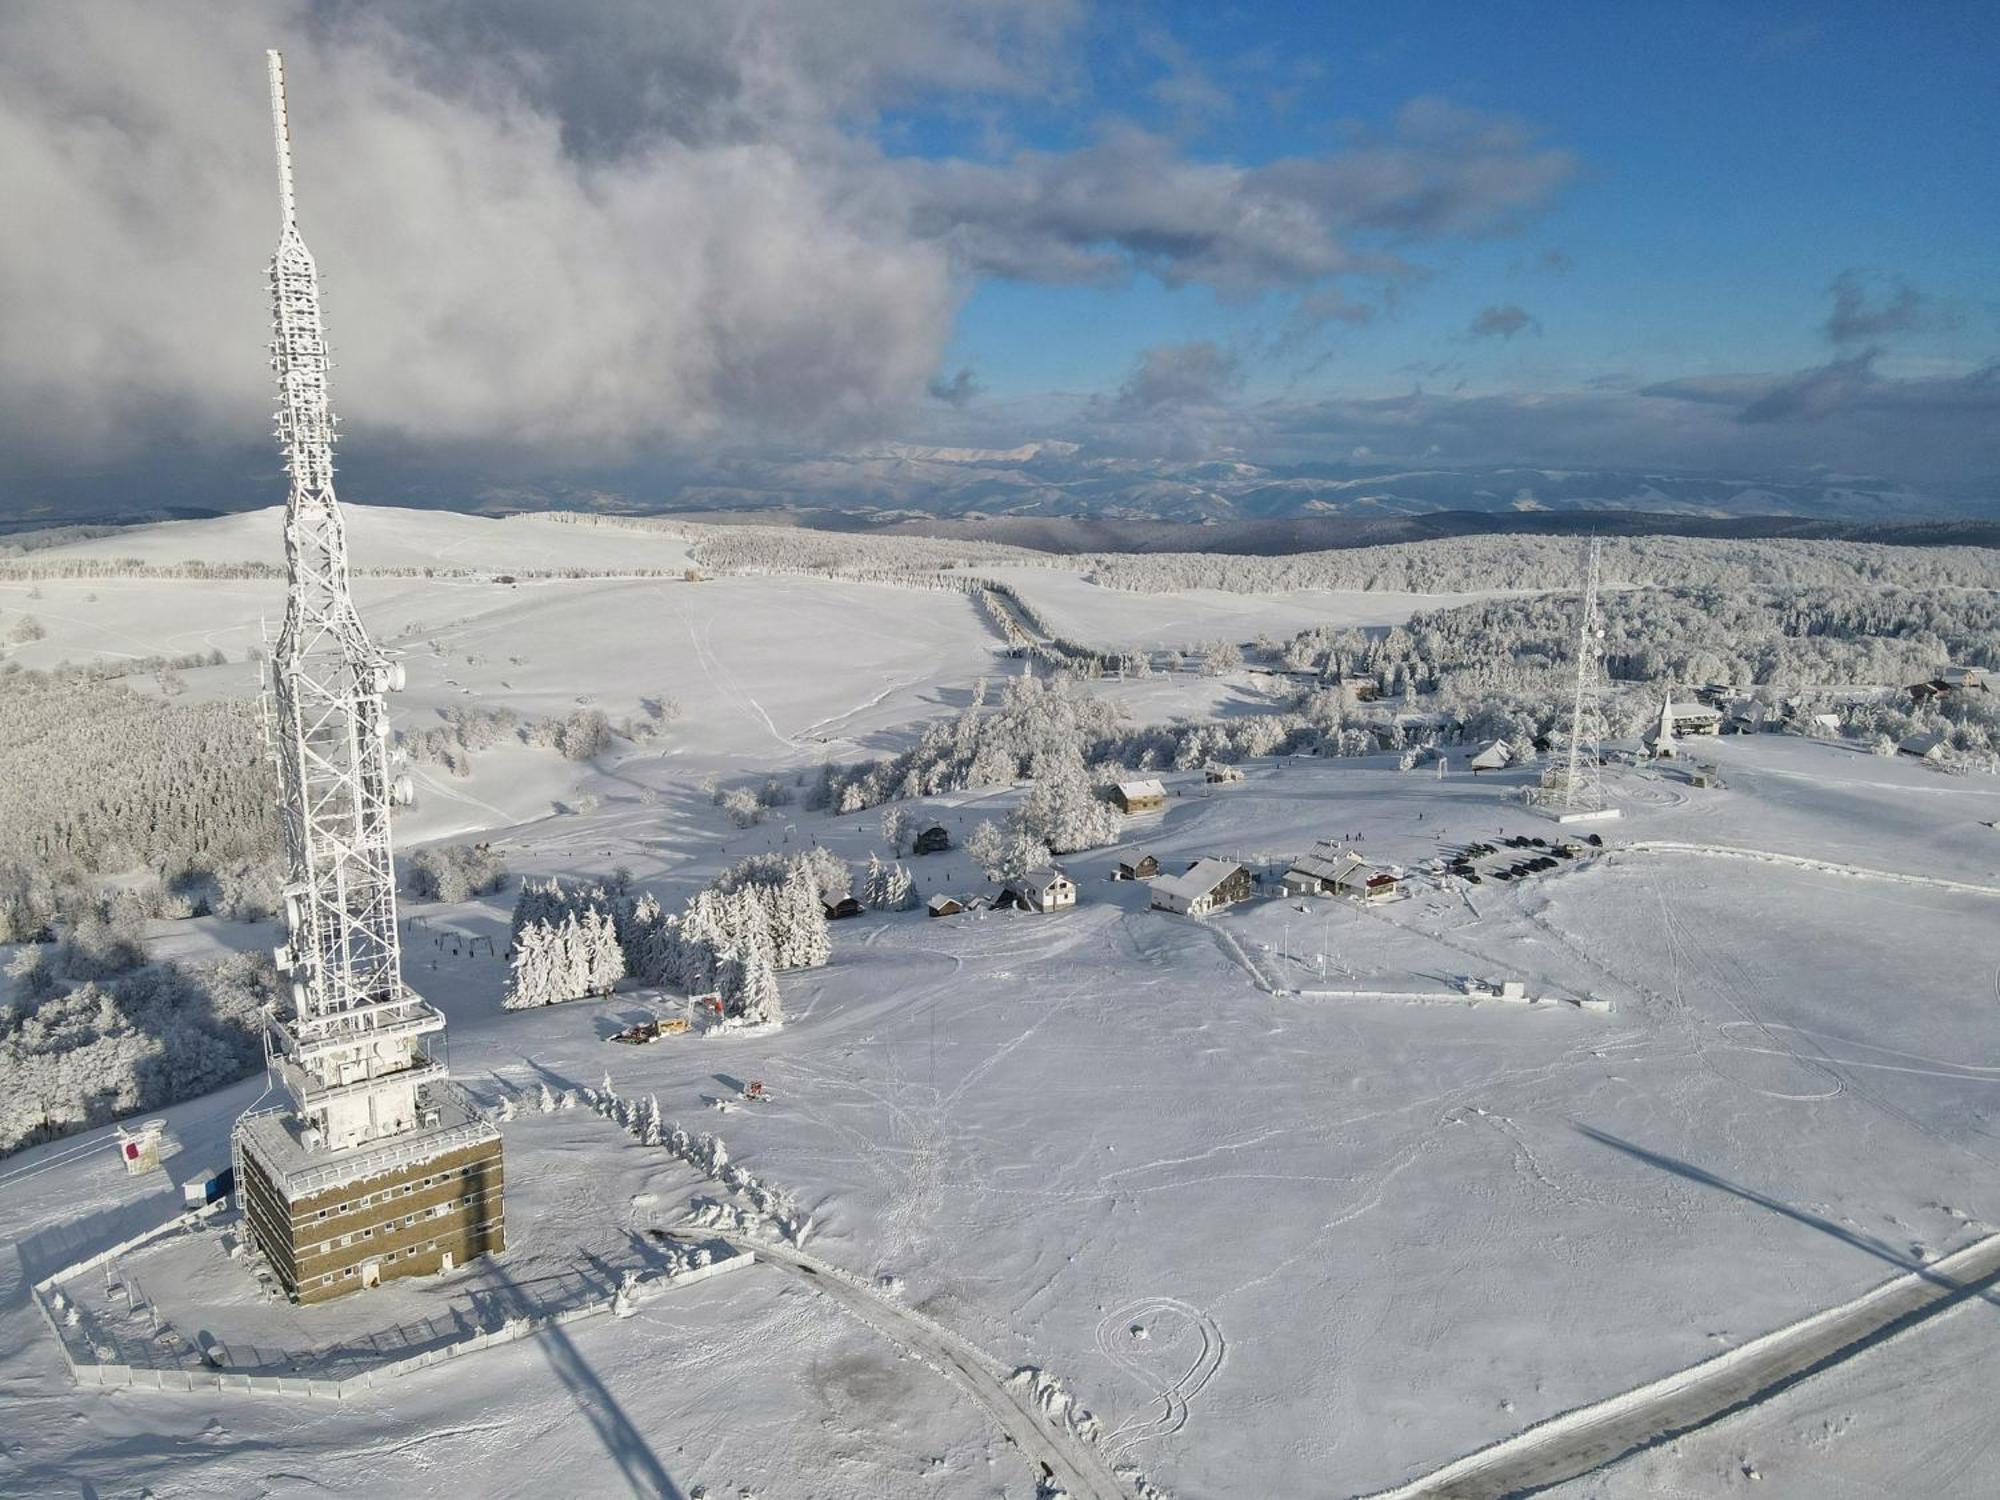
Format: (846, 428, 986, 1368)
(637, 507, 2000, 557)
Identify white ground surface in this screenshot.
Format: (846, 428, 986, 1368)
(4, 509, 2000, 1499)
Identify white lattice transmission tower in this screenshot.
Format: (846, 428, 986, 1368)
(1536, 535, 1612, 815)
(258, 49, 442, 1154)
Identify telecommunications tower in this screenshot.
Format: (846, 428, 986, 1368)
(234, 51, 504, 1303)
(1531, 536, 1618, 821)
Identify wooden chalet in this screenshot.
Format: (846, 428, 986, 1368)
(1109, 778, 1168, 813)
(926, 893, 966, 918)
(1114, 853, 1161, 882)
(1149, 859, 1252, 917)
(824, 895, 866, 920)
(913, 824, 952, 856)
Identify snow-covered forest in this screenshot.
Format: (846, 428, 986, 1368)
(0, 953, 275, 1155)
(1079, 535, 2000, 595)
(0, 674, 278, 942)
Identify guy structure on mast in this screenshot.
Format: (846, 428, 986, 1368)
(233, 51, 505, 1304)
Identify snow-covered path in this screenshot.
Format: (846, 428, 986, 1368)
(1619, 840, 2000, 898)
(661, 1228, 1130, 1500)
(1364, 1221, 2000, 1500)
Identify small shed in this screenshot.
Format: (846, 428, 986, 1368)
(1469, 741, 1513, 774)
(1204, 763, 1245, 784)
(1897, 731, 1947, 762)
(1360, 871, 1401, 903)
(1149, 859, 1253, 917)
(1109, 778, 1167, 813)
(926, 893, 965, 918)
(181, 1165, 234, 1210)
(1114, 853, 1161, 882)
(824, 895, 866, 921)
(913, 824, 952, 856)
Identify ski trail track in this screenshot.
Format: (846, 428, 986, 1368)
(1361, 1228, 2000, 1500)
(659, 1228, 1129, 1500)
(1620, 841, 2000, 898)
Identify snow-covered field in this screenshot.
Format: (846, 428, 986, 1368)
(4, 508, 2000, 1499)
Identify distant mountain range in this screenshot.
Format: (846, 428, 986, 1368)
(616, 444, 1995, 528)
(6, 440, 1994, 546)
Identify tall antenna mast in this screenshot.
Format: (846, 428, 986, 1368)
(236, 53, 508, 1312)
(237, 53, 504, 1305)
(1532, 535, 1615, 820)
(258, 47, 441, 1152)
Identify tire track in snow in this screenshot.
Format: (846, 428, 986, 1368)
(656, 1227, 1129, 1500)
(1094, 1297, 1225, 1460)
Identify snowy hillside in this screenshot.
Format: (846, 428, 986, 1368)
(2, 506, 1999, 1500)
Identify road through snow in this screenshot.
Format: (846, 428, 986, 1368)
(660, 1228, 1129, 1500)
(1364, 1227, 2000, 1499)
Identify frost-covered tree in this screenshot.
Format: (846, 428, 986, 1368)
(1012, 744, 1121, 854)
(880, 805, 911, 855)
(966, 819, 1007, 880)
(736, 942, 783, 1025)
(582, 908, 626, 996)
(884, 863, 918, 911)
(502, 920, 562, 1009)
(406, 842, 509, 903)
(721, 788, 763, 827)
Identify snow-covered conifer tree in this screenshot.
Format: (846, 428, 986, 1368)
(880, 805, 910, 856)
(884, 862, 917, 911)
(778, 862, 830, 968)
(737, 942, 783, 1025)
(584, 907, 626, 996)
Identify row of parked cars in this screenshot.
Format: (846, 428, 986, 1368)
(1445, 832, 1604, 884)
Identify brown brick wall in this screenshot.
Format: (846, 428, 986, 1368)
(242, 1136, 507, 1303)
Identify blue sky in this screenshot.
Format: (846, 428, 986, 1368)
(938, 2, 1997, 403)
(2, 0, 1995, 514)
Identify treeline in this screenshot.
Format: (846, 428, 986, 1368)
(1077, 535, 2000, 596)
(1281, 584, 1999, 697)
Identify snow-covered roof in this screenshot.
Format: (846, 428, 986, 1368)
(1115, 778, 1166, 799)
(1151, 857, 1244, 902)
(1469, 741, 1512, 768)
(926, 893, 963, 913)
(1667, 702, 1722, 719)
(1286, 839, 1367, 883)
(1899, 731, 1946, 758)
(1020, 865, 1071, 889)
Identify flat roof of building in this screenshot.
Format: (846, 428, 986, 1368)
(237, 1081, 497, 1201)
